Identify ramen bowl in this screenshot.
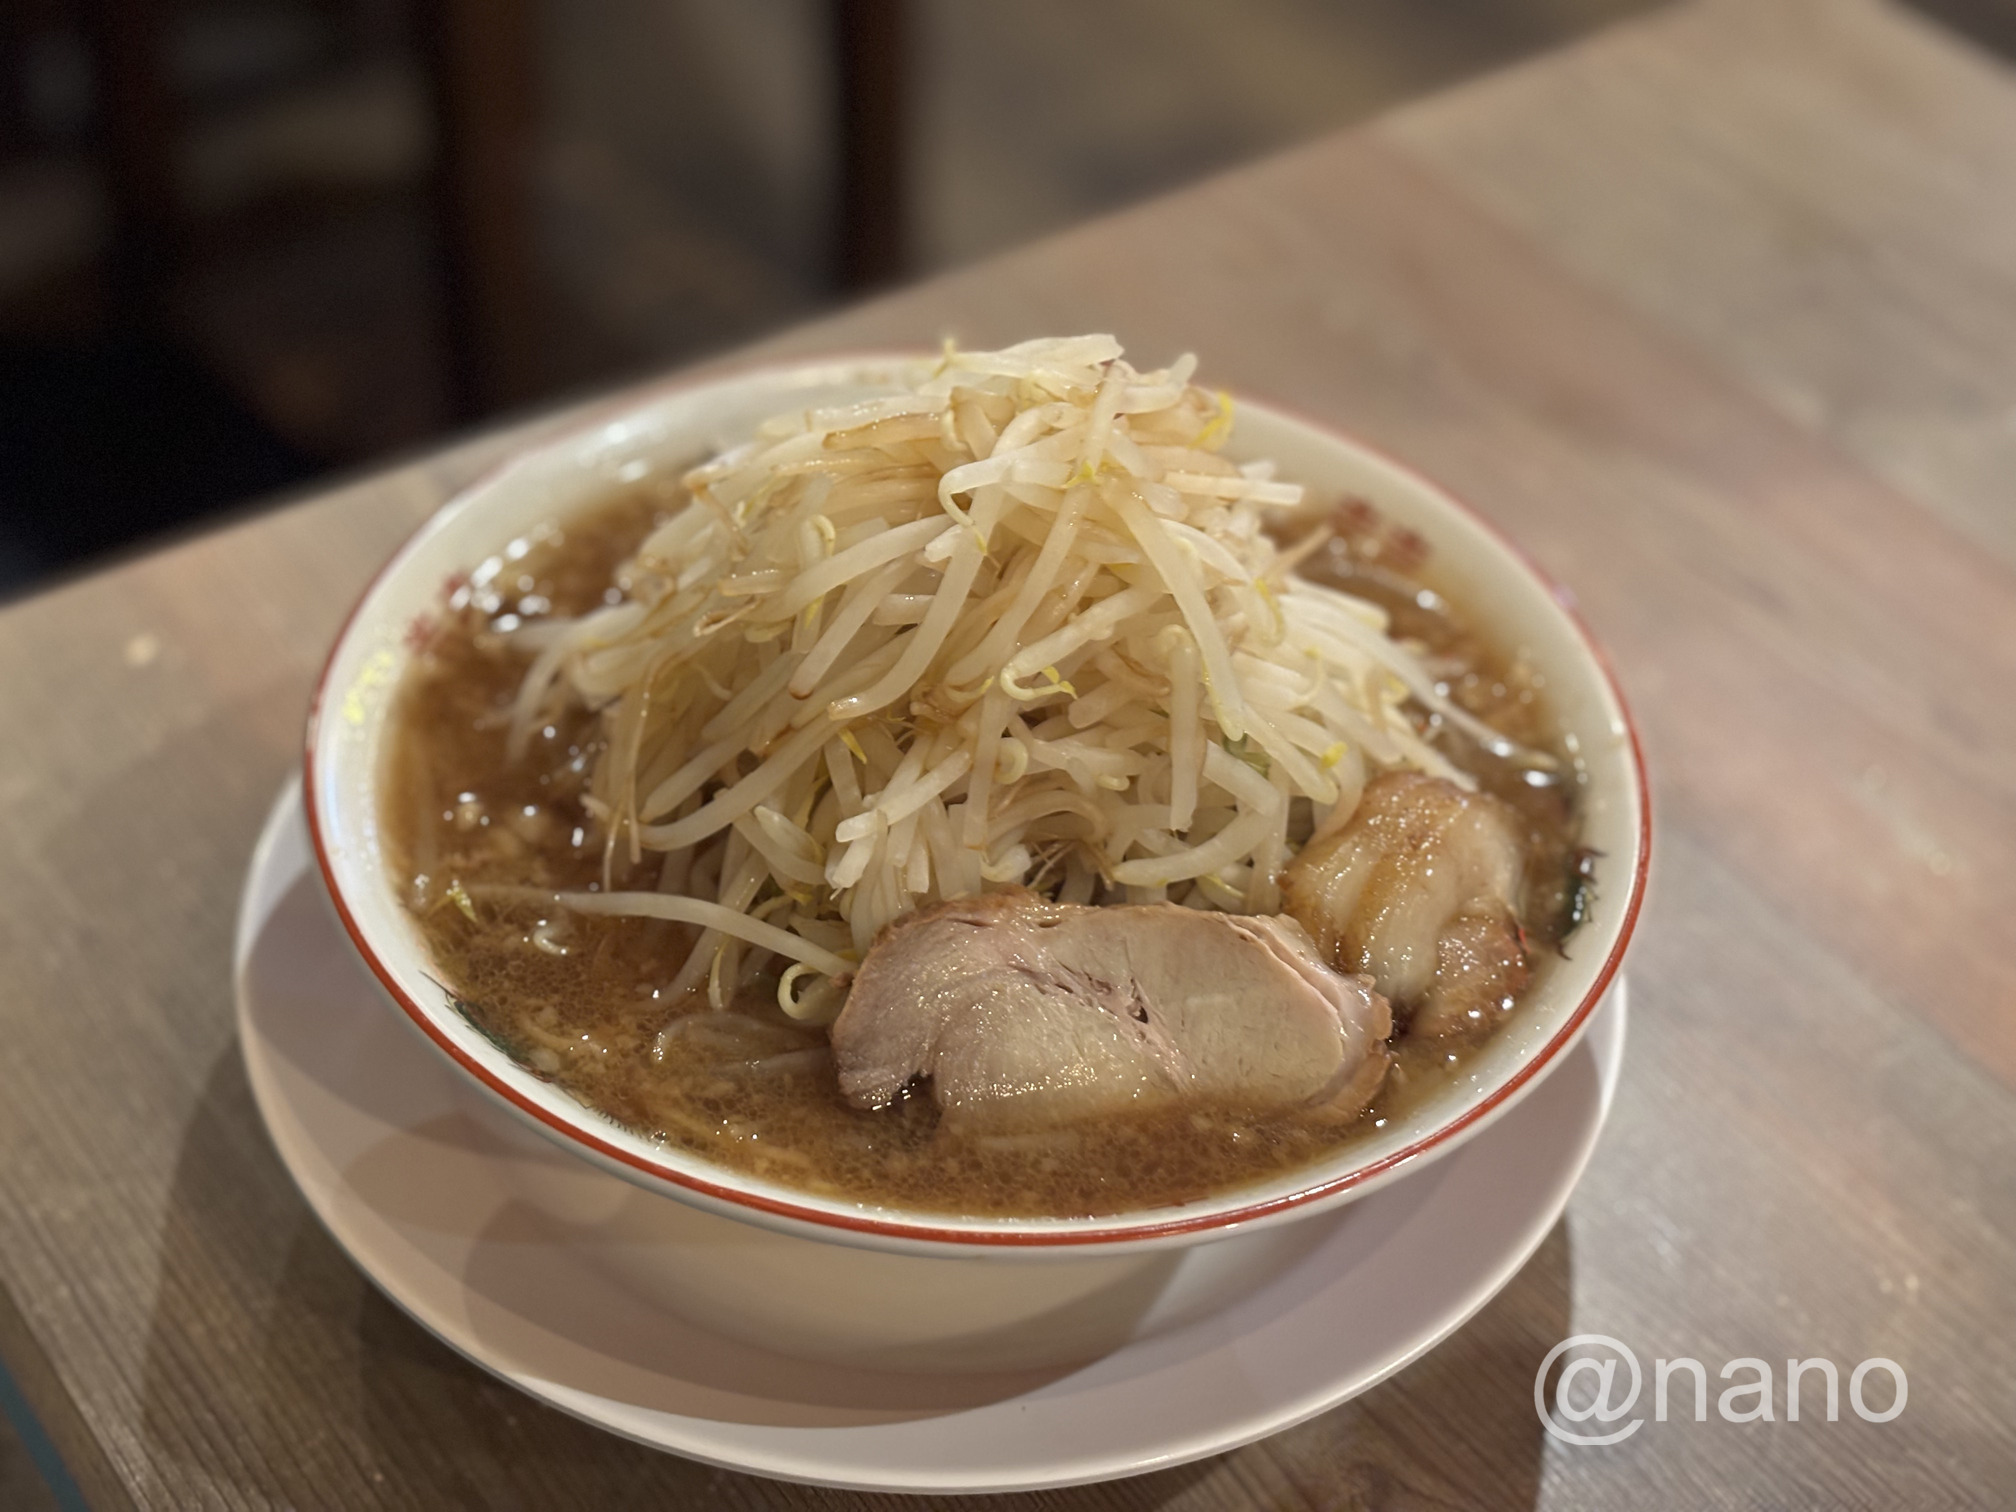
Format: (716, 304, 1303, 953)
(304, 354, 1646, 1362)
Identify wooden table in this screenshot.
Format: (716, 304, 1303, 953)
(3, 0, 2013, 1504)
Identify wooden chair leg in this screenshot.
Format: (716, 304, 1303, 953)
(831, 0, 907, 292)
(0, 8, 30, 157)
(78, 0, 180, 329)
(413, 0, 541, 420)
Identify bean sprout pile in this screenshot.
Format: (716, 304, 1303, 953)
(510, 336, 1517, 1023)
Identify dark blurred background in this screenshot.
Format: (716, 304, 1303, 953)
(0, 0, 2008, 602)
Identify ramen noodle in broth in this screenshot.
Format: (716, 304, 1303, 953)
(384, 338, 1590, 1217)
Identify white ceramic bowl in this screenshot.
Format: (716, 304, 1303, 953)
(305, 355, 1648, 1269)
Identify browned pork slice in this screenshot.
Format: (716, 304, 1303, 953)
(830, 891, 1392, 1134)
(1282, 771, 1530, 1041)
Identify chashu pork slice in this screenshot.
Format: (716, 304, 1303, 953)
(830, 890, 1392, 1134)
(1281, 771, 1530, 1040)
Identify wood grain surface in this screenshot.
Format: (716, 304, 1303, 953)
(1, 1, 2012, 1506)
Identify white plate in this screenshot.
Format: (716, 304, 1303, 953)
(237, 780, 1626, 1494)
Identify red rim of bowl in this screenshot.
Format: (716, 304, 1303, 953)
(303, 353, 1652, 1249)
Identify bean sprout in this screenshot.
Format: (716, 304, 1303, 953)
(511, 337, 1543, 1007)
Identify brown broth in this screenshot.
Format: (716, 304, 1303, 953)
(383, 489, 1587, 1218)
